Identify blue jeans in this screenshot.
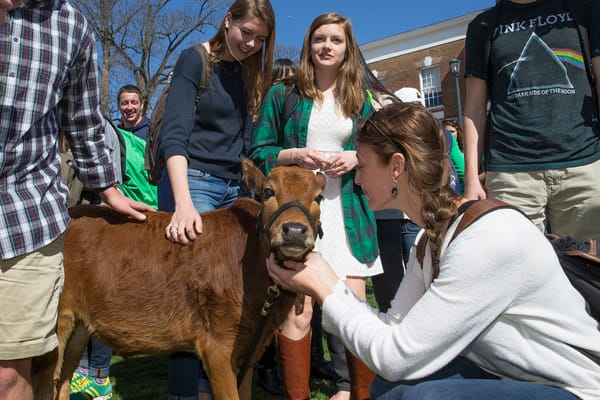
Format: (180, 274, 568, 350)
(77, 338, 112, 379)
(158, 168, 240, 398)
(157, 168, 241, 212)
(371, 357, 578, 400)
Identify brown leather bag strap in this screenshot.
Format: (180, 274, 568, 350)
(416, 199, 517, 266)
(563, 246, 600, 264)
(546, 233, 600, 265)
(449, 199, 513, 242)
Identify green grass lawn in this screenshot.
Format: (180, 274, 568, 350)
(107, 280, 377, 399)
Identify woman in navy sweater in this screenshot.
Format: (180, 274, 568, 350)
(157, 1, 275, 399)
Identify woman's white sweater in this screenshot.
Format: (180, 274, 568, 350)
(322, 208, 600, 400)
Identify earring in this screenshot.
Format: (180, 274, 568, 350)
(391, 181, 398, 198)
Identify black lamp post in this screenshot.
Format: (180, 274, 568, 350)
(449, 58, 463, 127)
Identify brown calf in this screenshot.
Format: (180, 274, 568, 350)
(34, 160, 326, 400)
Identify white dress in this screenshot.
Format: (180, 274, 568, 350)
(306, 90, 383, 279)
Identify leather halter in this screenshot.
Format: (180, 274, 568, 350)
(256, 200, 323, 240)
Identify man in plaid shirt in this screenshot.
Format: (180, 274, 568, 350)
(0, 1, 153, 399)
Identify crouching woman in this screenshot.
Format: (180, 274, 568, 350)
(266, 102, 600, 400)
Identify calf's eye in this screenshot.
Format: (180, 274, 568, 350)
(263, 188, 275, 199)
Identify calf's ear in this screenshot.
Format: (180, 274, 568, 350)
(241, 158, 266, 195)
(315, 171, 327, 190)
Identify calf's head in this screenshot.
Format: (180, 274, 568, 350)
(242, 159, 326, 262)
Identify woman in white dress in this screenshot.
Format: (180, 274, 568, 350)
(249, 12, 382, 400)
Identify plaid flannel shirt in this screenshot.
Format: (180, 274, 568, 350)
(249, 83, 379, 263)
(0, 0, 116, 260)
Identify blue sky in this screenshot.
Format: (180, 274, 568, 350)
(270, 1, 495, 47)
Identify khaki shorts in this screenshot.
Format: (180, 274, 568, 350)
(0, 235, 64, 360)
(485, 158, 600, 241)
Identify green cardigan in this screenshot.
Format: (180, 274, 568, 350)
(249, 83, 379, 263)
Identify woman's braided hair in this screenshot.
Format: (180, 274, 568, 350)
(357, 103, 460, 278)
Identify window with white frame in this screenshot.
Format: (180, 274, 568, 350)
(420, 66, 443, 108)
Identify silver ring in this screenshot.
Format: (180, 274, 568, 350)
(169, 225, 178, 232)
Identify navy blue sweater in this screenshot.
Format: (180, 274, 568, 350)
(159, 46, 248, 180)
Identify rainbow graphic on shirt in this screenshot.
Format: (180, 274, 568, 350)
(553, 48, 585, 70)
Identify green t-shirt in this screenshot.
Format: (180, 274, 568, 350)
(118, 128, 157, 208)
(448, 133, 465, 193)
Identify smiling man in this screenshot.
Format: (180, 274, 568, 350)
(117, 84, 150, 141)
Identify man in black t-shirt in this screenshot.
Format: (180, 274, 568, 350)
(463, 0, 600, 241)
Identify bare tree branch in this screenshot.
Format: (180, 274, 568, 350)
(74, 0, 224, 116)
(274, 44, 301, 63)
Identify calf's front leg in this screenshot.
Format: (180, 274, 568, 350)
(202, 343, 240, 400)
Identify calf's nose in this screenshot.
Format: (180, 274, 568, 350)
(281, 222, 309, 243)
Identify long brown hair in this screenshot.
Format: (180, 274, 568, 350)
(357, 103, 460, 278)
(296, 13, 365, 118)
(208, 0, 275, 116)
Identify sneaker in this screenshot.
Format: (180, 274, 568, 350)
(70, 371, 113, 400)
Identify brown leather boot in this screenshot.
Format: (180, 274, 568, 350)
(276, 330, 311, 400)
(346, 349, 375, 400)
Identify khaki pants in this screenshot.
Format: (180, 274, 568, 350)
(0, 236, 65, 359)
(485, 159, 600, 241)
(60, 151, 84, 208)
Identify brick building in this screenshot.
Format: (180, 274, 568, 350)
(360, 10, 482, 123)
